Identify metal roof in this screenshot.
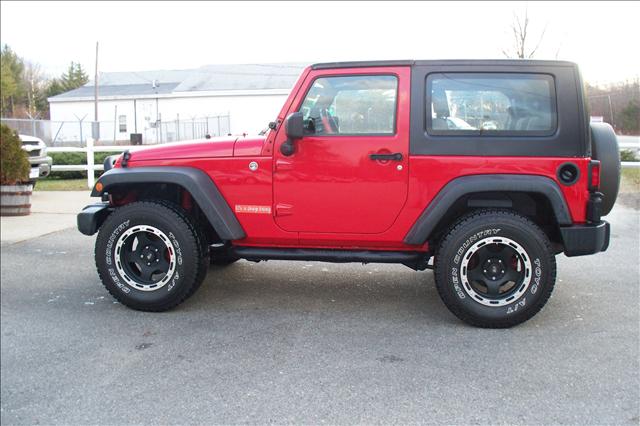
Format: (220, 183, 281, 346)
(83, 69, 195, 86)
(175, 64, 305, 92)
(49, 63, 307, 102)
(51, 83, 180, 100)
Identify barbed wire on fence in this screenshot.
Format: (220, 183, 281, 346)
(0, 115, 231, 147)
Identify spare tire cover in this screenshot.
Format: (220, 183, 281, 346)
(590, 123, 620, 215)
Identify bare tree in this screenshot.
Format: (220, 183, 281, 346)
(22, 62, 46, 119)
(502, 8, 547, 59)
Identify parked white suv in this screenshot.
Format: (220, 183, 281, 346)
(19, 134, 52, 184)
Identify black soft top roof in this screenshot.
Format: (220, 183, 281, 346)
(311, 59, 579, 70)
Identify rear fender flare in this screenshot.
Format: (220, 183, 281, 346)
(404, 174, 572, 245)
(92, 167, 245, 240)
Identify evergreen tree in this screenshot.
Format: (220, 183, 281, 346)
(0, 44, 26, 116)
(0, 60, 17, 116)
(45, 78, 66, 99)
(60, 61, 89, 91)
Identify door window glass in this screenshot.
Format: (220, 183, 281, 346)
(299, 75, 398, 135)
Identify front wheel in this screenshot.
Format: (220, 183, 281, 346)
(434, 209, 556, 328)
(95, 201, 209, 311)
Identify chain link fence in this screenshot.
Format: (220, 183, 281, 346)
(1, 118, 112, 147)
(144, 115, 231, 144)
(1, 115, 230, 147)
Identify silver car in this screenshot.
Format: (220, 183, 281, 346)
(19, 134, 52, 184)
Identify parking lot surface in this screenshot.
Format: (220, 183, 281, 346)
(1, 200, 638, 424)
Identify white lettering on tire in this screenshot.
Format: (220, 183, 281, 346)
(506, 298, 526, 315)
(451, 267, 466, 299)
(105, 220, 129, 266)
(108, 267, 130, 293)
(531, 258, 542, 295)
(454, 228, 501, 265)
(168, 232, 183, 266)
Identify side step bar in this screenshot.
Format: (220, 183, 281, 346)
(231, 247, 431, 270)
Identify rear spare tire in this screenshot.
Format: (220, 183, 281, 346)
(590, 123, 620, 215)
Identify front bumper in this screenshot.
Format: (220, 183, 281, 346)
(77, 203, 111, 236)
(560, 221, 610, 257)
(28, 156, 52, 179)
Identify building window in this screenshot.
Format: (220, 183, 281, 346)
(119, 115, 127, 133)
(426, 73, 557, 136)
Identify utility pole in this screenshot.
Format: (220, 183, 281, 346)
(113, 105, 118, 143)
(607, 94, 614, 128)
(88, 41, 99, 189)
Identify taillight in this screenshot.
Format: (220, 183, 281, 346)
(589, 160, 601, 191)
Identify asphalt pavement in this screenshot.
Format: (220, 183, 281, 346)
(1, 197, 638, 424)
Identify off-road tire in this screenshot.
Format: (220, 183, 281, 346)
(95, 200, 209, 311)
(434, 209, 556, 328)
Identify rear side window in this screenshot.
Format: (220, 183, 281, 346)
(299, 75, 398, 136)
(426, 73, 557, 136)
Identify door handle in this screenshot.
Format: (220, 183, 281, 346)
(369, 152, 403, 161)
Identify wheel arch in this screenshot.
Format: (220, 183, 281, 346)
(91, 167, 245, 241)
(404, 174, 572, 246)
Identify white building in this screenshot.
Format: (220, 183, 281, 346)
(48, 63, 305, 144)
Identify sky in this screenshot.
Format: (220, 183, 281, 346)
(1, 1, 639, 85)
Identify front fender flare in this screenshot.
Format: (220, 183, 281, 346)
(404, 174, 572, 245)
(92, 167, 245, 240)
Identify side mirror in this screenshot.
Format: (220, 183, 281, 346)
(285, 112, 304, 139)
(281, 112, 303, 156)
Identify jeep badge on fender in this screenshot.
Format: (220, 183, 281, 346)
(78, 60, 620, 328)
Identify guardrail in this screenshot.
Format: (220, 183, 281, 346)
(48, 143, 640, 189)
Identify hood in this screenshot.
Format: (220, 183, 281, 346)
(233, 135, 268, 156)
(124, 134, 265, 162)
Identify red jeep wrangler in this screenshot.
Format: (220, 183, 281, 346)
(78, 60, 620, 328)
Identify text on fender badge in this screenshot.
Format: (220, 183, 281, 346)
(235, 205, 272, 214)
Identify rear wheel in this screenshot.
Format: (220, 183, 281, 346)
(434, 209, 556, 328)
(95, 201, 208, 311)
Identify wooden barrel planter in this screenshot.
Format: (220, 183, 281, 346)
(0, 184, 33, 216)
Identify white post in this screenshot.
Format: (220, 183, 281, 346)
(87, 137, 95, 188)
